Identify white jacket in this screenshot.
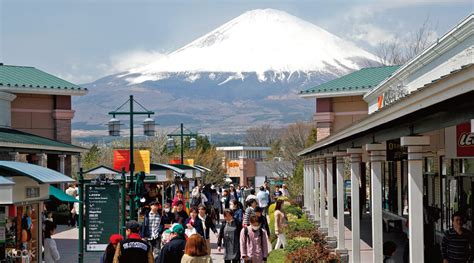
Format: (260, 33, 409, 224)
(43, 238, 60, 263)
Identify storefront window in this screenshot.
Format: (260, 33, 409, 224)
(5, 204, 40, 263)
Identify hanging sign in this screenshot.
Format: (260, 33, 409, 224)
(386, 139, 408, 161)
(85, 184, 120, 251)
(113, 149, 150, 174)
(457, 122, 474, 157)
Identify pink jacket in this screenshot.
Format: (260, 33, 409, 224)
(240, 227, 269, 262)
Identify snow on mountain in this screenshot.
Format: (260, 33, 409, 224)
(124, 8, 378, 84)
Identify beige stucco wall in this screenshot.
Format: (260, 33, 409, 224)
(11, 94, 55, 139)
(323, 95, 368, 135)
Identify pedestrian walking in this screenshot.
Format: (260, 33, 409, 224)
(172, 190, 186, 210)
(159, 202, 175, 235)
(158, 223, 187, 263)
(245, 189, 257, 202)
(174, 200, 189, 229)
(240, 215, 269, 263)
(229, 185, 238, 201)
(383, 241, 397, 263)
(230, 199, 243, 225)
(141, 201, 162, 259)
(256, 186, 269, 216)
(113, 220, 153, 263)
(181, 234, 213, 263)
(281, 184, 290, 197)
(273, 185, 282, 201)
(43, 221, 60, 263)
(210, 186, 221, 223)
(191, 186, 208, 209)
(255, 207, 270, 235)
(197, 205, 217, 255)
(243, 199, 257, 227)
(217, 209, 242, 263)
(274, 200, 288, 249)
(441, 212, 474, 263)
(221, 189, 231, 211)
(101, 234, 123, 263)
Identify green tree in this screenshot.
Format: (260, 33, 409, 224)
(82, 144, 102, 171)
(305, 128, 317, 147)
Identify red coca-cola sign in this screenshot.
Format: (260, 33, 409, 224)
(457, 122, 474, 157)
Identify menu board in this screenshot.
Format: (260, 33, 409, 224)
(85, 184, 119, 251)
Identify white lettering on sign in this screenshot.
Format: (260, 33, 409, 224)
(123, 242, 148, 251)
(459, 133, 474, 146)
(382, 84, 408, 108)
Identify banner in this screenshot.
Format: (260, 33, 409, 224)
(113, 149, 150, 174)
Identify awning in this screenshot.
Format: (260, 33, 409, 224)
(195, 165, 211, 172)
(49, 185, 78, 202)
(0, 176, 14, 185)
(84, 165, 120, 175)
(150, 163, 186, 175)
(0, 161, 74, 184)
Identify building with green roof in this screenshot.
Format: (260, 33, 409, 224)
(299, 65, 400, 141)
(0, 63, 88, 175)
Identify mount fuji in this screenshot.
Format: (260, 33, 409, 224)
(73, 9, 378, 137)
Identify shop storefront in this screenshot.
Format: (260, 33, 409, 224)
(300, 14, 473, 263)
(0, 161, 74, 263)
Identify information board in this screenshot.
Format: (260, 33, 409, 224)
(85, 184, 119, 251)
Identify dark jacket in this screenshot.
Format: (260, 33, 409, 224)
(258, 215, 270, 235)
(140, 211, 161, 238)
(157, 235, 186, 263)
(174, 210, 189, 228)
(233, 208, 243, 225)
(113, 233, 153, 263)
(158, 211, 175, 235)
(185, 216, 216, 240)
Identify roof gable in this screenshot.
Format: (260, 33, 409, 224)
(300, 65, 400, 96)
(0, 64, 87, 94)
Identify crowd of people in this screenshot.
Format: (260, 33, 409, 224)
(100, 181, 290, 263)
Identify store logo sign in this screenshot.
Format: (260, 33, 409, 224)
(456, 122, 474, 157)
(378, 84, 408, 109)
(6, 249, 35, 259)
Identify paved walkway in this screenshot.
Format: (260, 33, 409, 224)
(53, 224, 226, 263)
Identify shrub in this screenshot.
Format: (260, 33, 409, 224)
(288, 214, 315, 232)
(287, 243, 340, 263)
(268, 248, 288, 263)
(287, 228, 326, 245)
(284, 205, 303, 218)
(285, 237, 314, 253)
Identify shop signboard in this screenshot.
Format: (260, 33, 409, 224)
(85, 184, 120, 251)
(113, 149, 150, 174)
(386, 139, 408, 161)
(457, 122, 474, 157)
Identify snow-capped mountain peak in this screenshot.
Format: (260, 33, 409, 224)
(125, 8, 378, 84)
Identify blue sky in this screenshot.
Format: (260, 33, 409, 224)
(0, 0, 472, 84)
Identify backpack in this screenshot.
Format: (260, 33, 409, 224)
(244, 226, 264, 249)
(191, 195, 202, 207)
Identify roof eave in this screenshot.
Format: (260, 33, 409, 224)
(0, 141, 87, 153)
(0, 86, 88, 96)
(299, 90, 368, 99)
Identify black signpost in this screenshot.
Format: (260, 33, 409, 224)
(85, 184, 120, 252)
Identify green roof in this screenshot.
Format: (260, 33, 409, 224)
(301, 65, 401, 95)
(0, 128, 85, 153)
(0, 64, 87, 92)
(50, 185, 79, 202)
(0, 161, 74, 184)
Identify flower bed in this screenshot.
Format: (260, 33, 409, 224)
(267, 198, 340, 262)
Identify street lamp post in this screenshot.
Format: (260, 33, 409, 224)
(167, 123, 197, 164)
(108, 95, 155, 221)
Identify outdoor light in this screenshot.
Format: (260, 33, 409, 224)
(190, 137, 197, 150)
(167, 137, 175, 151)
(143, 117, 155, 136)
(108, 118, 121, 136)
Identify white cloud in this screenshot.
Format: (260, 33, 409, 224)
(109, 50, 166, 73)
(351, 23, 397, 46)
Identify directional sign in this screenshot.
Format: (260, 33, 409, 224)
(85, 184, 119, 251)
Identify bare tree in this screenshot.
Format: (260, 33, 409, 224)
(376, 16, 437, 65)
(244, 124, 282, 147)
